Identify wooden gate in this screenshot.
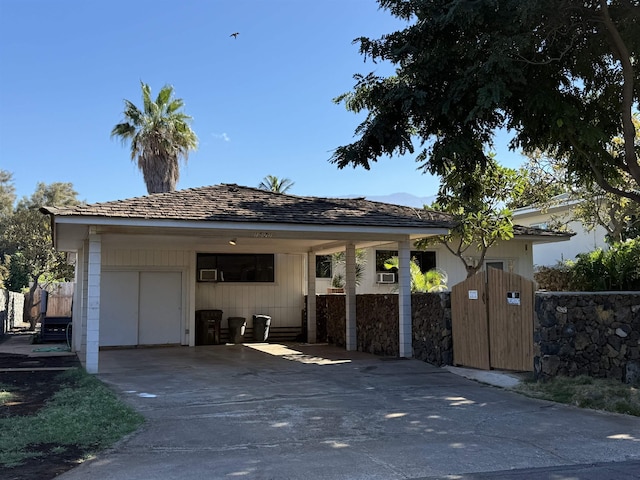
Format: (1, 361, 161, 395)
(451, 268, 534, 371)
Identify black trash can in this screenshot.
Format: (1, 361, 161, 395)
(196, 310, 222, 345)
(252, 315, 271, 342)
(228, 317, 246, 344)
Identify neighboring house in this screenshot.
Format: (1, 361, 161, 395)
(512, 194, 607, 267)
(41, 184, 569, 373)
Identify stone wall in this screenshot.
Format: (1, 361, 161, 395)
(535, 292, 640, 383)
(316, 293, 453, 366)
(0, 289, 25, 336)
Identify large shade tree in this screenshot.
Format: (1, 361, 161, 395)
(112, 82, 198, 194)
(1, 182, 81, 328)
(332, 0, 639, 203)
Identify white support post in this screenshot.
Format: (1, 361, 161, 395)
(86, 231, 101, 373)
(345, 243, 357, 351)
(398, 238, 412, 358)
(306, 252, 317, 343)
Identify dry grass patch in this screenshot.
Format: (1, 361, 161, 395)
(516, 375, 640, 416)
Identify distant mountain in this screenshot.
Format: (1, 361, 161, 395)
(360, 192, 437, 208)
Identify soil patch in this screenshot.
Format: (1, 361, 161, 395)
(1, 352, 88, 480)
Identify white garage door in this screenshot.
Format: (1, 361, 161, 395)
(100, 271, 182, 346)
(139, 271, 182, 345)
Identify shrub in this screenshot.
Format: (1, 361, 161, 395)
(569, 238, 640, 291)
(534, 262, 573, 291)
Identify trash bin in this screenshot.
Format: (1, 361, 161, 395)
(228, 317, 246, 344)
(195, 310, 223, 345)
(252, 314, 271, 342)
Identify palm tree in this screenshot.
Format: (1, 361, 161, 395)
(258, 175, 294, 193)
(112, 82, 198, 194)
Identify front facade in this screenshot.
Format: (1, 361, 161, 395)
(42, 184, 454, 373)
(43, 184, 570, 373)
(316, 230, 568, 294)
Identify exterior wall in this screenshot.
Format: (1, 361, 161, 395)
(0, 289, 24, 335)
(514, 206, 608, 267)
(323, 239, 534, 293)
(196, 253, 305, 329)
(318, 291, 640, 384)
(100, 237, 305, 344)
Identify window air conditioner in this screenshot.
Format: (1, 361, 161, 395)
(376, 272, 396, 283)
(199, 269, 218, 282)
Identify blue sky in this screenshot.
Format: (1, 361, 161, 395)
(0, 0, 526, 205)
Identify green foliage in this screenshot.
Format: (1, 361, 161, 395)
(383, 256, 448, 293)
(512, 114, 640, 242)
(331, 249, 366, 287)
(0, 180, 79, 310)
(333, 0, 640, 204)
(417, 158, 523, 277)
(569, 239, 640, 291)
(112, 82, 198, 194)
(258, 175, 294, 193)
(0, 368, 144, 467)
(0, 170, 15, 218)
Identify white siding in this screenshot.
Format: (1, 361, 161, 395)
(195, 253, 305, 329)
(336, 239, 534, 294)
(513, 209, 608, 266)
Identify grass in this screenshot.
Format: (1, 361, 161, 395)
(0, 386, 13, 405)
(0, 368, 144, 467)
(516, 375, 640, 416)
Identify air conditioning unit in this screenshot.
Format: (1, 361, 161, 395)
(199, 269, 218, 282)
(376, 272, 396, 283)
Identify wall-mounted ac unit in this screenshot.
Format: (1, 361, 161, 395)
(376, 272, 396, 283)
(199, 269, 218, 282)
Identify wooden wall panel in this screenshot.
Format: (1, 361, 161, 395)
(487, 268, 534, 371)
(451, 273, 490, 370)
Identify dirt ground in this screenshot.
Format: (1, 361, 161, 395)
(1, 351, 86, 480)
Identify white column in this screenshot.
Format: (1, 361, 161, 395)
(306, 252, 317, 343)
(86, 231, 101, 373)
(345, 243, 357, 351)
(72, 250, 83, 353)
(398, 238, 412, 358)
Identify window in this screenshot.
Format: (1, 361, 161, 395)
(315, 255, 332, 278)
(375, 250, 437, 280)
(530, 222, 548, 230)
(197, 253, 274, 282)
(485, 261, 504, 271)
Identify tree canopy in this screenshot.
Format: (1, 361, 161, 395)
(416, 157, 525, 277)
(332, 0, 639, 203)
(112, 82, 198, 194)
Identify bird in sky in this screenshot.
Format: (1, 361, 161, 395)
(230, 32, 239, 39)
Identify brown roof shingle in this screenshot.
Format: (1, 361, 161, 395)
(41, 184, 456, 229)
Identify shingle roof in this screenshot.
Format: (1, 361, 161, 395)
(512, 225, 574, 238)
(41, 184, 456, 229)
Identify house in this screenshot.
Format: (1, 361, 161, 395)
(41, 184, 570, 373)
(512, 194, 607, 267)
(315, 226, 572, 294)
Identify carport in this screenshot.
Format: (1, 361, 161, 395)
(41, 184, 454, 373)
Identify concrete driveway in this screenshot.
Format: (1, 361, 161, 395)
(60, 344, 640, 480)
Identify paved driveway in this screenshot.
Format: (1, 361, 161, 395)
(60, 344, 640, 479)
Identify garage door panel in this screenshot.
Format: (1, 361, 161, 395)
(100, 271, 139, 346)
(138, 272, 182, 345)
